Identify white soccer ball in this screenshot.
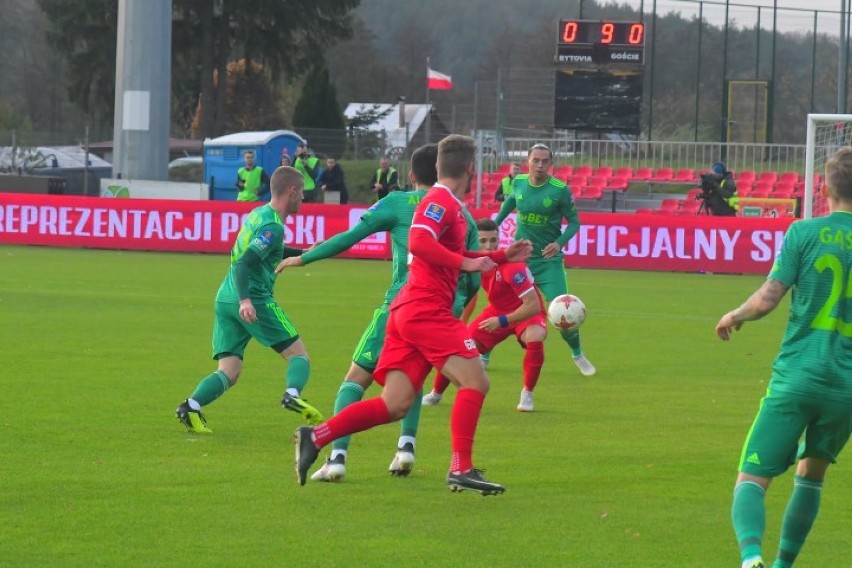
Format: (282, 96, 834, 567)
(547, 294, 586, 331)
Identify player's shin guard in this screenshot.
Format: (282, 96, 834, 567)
(400, 389, 422, 438)
(331, 381, 366, 452)
(433, 372, 451, 395)
(775, 476, 822, 567)
(523, 341, 544, 391)
(312, 397, 391, 448)
(732, 481, 766, 564)
(285, 354, 310, 393)
(450, 388, 485, 473)
(560, 328, 582, 357)
(190, 370, 231, 406)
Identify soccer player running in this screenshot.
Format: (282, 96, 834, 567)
(422, 218, 548, 412)
(276, 143, 480, 482)
(494, 143, 595, 376)
(715, 147, 852, 568)
(175, 166, 323, 433)
(294, 134, 532, 495)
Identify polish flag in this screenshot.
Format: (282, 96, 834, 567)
(427, 67, 453, 90)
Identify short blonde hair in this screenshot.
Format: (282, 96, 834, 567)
(270, 166, 303, 197)
(824, 147, 852, 201)
(437, 134, 476, 178)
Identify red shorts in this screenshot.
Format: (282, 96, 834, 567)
(373, 303, 479, 388)
(469, 305, 548, 353)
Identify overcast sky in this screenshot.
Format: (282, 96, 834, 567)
(615, 0, 849, 35)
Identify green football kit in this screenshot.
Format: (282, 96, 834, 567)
(494, 173, 588, 361)
(213, 204, 299, 358)
(494, 173, 580, 302)
(739, 211, 852, 478)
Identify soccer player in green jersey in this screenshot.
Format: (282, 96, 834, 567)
(715, 147, 852, 568)
(276, 144, 479, 482)
(494, 143, 595, 376)
(175, 166, 323, 433)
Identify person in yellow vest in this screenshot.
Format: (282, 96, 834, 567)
(235, 150, 270, 202)
(369, 156, 399, 200)
(495, 162, 521, 202)
(293, 143, 321, 202)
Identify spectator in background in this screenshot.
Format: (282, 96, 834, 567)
(495, 162, 521, 202)
(369, 156, 399, 200)
(280, 153, 291, 167)
(319, 157, 349, 204)
(293, 143, 320, 203)
(235, 150, 270, 202)
(700, 161, 738, 216)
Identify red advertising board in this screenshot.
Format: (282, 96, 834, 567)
(0, 193, 794, 274)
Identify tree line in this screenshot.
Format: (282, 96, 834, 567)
(0, 0, 848, 145)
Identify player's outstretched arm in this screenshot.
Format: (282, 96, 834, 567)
(275, 222, 375, 273)
(715, 278, 788, 340)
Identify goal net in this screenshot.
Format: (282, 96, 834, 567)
(804, 114, 852, 218)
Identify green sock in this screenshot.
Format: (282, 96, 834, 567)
(285, 354, 310, 393)
(732, 481, 766, 563)
(331, 381, 365, 452)
(773, 476, 822, 568)
(560, 329, 582, 357)
(190, 370, 231, 406)
(400, 389, 422, 438)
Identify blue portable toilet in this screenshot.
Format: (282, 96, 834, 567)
(203, 130, 306, 201)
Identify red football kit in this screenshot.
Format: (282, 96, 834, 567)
(375, 184, 504, 388)
(470, 262, 547, 352)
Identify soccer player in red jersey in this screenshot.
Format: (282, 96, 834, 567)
(294, 134, 532, 495)
(423, 217, 548, 412)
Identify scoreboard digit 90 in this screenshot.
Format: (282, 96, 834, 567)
(556, 20, 645, 65)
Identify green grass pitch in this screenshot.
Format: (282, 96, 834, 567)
(1, 244, 850, 567)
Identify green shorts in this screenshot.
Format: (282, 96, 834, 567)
(351, 306, 389, 372)
(529, 260, 569, 303)
(211, 299, 299, 359)
(738, 386, 852, 477)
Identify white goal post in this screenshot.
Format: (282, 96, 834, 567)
(804, 113, 852, 219)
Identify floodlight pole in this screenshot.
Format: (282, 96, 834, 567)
(112, 0, 172, 181)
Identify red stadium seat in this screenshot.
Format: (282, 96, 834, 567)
(758, 171, 778, 184)
(653, 198, 679, 214)
(615, 166, 634, 179)
(778, 171, 800, 185)
(634, 207, 654, 214)
(679, 199, 701, 214)
(751, 180, 774, 195)
(570, 185, 583, 199)
(652, 168, 674, 181)
(735, 170, 757, 184)
(580, 185, 603, 200)
(573, 165, 594, 177)
(569, 174, 588, 187)
(496, 163, 511, 175)
(634, 167, 653, 181)
(606, 176, 630, 191)
(554, 165, 573, 179)
(586, 175, 608, 188)
(674, 168, 696, 182)
(595, 166, 613, 179)
(686, 188, 702, 201)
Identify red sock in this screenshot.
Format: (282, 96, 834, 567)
(312, 397, 391, 448)
(523, 341, 544, 392)
(450, 388, 485, 473)
(433, 372, 451, 395)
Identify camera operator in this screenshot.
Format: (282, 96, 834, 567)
(699, 162, 738, 216)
